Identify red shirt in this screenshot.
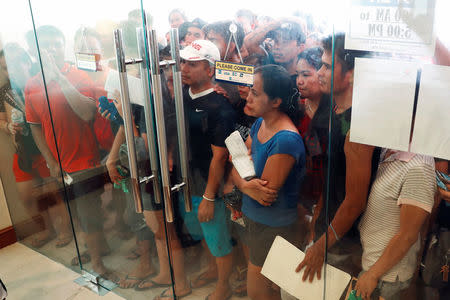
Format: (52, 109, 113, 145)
(25, 63, 100, 173)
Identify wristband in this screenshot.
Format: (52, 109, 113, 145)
(202, 194, 215, 202)
(329, 224, 340, 241)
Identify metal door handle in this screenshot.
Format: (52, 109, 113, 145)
(147, 29, 175, 222)
(113, 29, 143, 213)
(136, 25, 162, 205)
(170, 28, 192, 212)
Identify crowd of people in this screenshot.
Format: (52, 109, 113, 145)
(0, 7, 449, 300)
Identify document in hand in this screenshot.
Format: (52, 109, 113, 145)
(261, 236, 351, 300)
(225, 131, 256, 180)
(104, 69, 145, 107)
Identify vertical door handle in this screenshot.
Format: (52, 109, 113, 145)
(113, 29, 143, 213)
(147, 29, 175, 222)
(170, 28, 192, 212)
(136, 26, 162, 205)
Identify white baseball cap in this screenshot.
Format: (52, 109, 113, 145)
(180, 39, 220, 64)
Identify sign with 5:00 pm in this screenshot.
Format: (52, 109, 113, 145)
(345, 0, 436, 56)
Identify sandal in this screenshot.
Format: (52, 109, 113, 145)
(55, 234, 73, 248)
(71, 251, 91, 266)
(30, 231, 55, 248)
(205, 293, 232, 300)
(190, 271, 218, 289)
(154, 286, 192, 300)
(118, 272, 155, 289)
(233, 282, 247, 297)
(135, 278, 172, 291)
(99, 270, 121, 285)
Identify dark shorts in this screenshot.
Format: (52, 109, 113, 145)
(243, 214, 299, 267)
(66, 168, 107, 233)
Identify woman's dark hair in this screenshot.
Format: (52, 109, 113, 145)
(298, 47, 323, 70)
(255, 64, 299, 124)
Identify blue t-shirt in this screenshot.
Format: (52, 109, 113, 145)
(242, 118, 306, 227)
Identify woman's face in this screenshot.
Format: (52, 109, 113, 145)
(244, 73, 273, 117)
(296, 58, 322, 100)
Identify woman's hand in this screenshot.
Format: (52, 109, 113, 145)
(7, 122, 22, 135)
(241, 178, 277, 206)
(106, 159, 123, 184)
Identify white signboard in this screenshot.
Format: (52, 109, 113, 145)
(350, 58, 418, 151)
(410, 64, 450, 160)
(346, 0, 437, 56)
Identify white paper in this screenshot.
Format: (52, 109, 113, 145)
(345, 0, 437, 56)
(350, 58, 418, 151)
(104, 69, 145, 106)
(261, 236, 351, 300)
(410, 64, 450, 160)
(225, 131, 256, 180)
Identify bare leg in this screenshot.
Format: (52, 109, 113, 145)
(142, 210, 190, 293)
(247, 261, 281, 300)
(208, 252, 233, 300)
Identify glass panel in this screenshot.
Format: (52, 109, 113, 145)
(325, 1, 450, 300)
(0, 0, 78, 269)
(140, 2, 334, 299)
(24, 0, 175, 298)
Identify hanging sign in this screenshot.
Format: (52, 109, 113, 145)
(215, 61, 254, 86)
(345, 0, 437, 56)
(75, 52, 101, 72)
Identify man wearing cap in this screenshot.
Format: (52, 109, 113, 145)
(244, 20, 305, 83)
(179, 39, 236, 300)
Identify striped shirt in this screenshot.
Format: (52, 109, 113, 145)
(358, 150, 436, 282)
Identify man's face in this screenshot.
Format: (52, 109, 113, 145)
(271, 36, 303, 65)
(183, 27, 205, 46)
(206, 30, 227, 60)
(317, 50, 349, 95)
(180, 59, 213, 87)
(39, 35, 65, 69)
(169, 12, 185, 28)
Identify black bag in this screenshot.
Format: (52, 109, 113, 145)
(421, 228, 450, 289)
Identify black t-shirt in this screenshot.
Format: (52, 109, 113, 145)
(184, 88, 236, 195)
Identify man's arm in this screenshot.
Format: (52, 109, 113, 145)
(42, 49, 96, 121)
(297, 134, 374, 281)
(243, 20, 280, 55)
(106, 126, 125, 184)
(57, 74, 97, 122)
(355, 204, 429, 299)
(30, 123, 60, 178)
(197, 145, 229, 223)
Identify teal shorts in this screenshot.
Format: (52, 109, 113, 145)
(179, 196, 233, 257)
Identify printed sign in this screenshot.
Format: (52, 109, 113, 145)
(345, 0, 436, 56)
(215, 61, 254, 86)
(75, 53, 101, 72)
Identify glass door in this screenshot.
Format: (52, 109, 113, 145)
(139, 2, 334, 300)
(21, 1, 177, 299)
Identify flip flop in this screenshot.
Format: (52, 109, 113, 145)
(153, 286, 192, 300)
(135, 278, 172, 291)
(30, 231, 55, 248)
(190, 271, 218, 289)
(118, 272, 155, 289)
(233, 282, 247, 297)
(205, 293, 232, 300)
(55, 234, 73, 248)
(99, 270, 121, 285)
(71, 251, 91, 266)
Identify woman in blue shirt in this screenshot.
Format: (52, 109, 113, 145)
(232, 64, 306, 300)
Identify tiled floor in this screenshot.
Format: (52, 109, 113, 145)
(0, 241, 250, 300)
(0, 242, 124, 300)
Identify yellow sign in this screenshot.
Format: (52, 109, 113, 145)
(215, 61, 254, 86)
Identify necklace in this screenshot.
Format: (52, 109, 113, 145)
(306, 99, 313, 112)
